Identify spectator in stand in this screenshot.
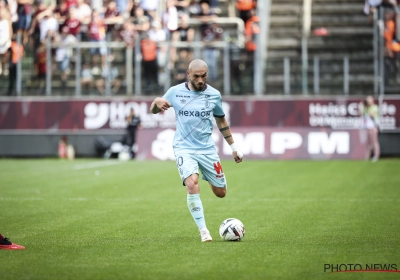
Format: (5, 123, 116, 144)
(173, 48, 190, 83)
(55, 26, 76, 86)
(140, 0, 159, 22)
(195, 1, 217, 35)
(384, 9, 400, 85)
(202, 21, 223, 83)
(95, 53, 122, 95)
(88, 10, 106, 69)
(148, 20, 166, 68)
(0, 8, 11, 76)
(162, 0, 178, 37)
(175, 0, 190, 14)
(229, 36, 244, 94)
(7, 34, 23, 95)
(236, 0, 255, 25)
(104, 0, 122, 39)
(116, 0, 133, 18)
(8, 0, 18, 34)
(172, 12, 194, 64)
(81, 61, 94, 94)
(202, 0, 220, 14)
(16, 0, 34, 45)
(119, 20, 136, 47)
(74, 0, 92, 40)
(53, 0, 69, 26)
(133, 6, 150, 35)
(91, 0, 103, 13)
(63, 8, 81, 37)
(28, 0, 51, 50)
(141, 33, 158, 93)
(35, 42, 46, 93)
(244, 10, 259, 55)
(38, 9, 58, 43)
(65, 0, 77, 9)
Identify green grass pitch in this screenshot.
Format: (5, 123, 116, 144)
(1, 159, 400, 280)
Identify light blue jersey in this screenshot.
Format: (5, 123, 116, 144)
(163, 82, 225, 155)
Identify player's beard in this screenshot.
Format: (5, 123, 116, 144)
(189, 78, 206, 91)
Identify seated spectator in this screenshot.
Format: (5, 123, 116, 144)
(95, 55, 122, 95)
(87, 10, 106, 68)
(55, 26, 77, 86)
(81, 61, 94, 94)
(0, 8, 11, 75)
(175, 0, 190, 14)
(236, 0, 255, 24)
(148, 20, 166, 67)
(194, 1, 217, 35)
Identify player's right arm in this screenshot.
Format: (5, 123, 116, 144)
(150, 97, 172, 114)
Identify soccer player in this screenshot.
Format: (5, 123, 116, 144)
(0, 234, 25, 250)
(150, 59, 243, 242)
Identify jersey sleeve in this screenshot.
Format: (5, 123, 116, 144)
(162, 87, 175, 106)
(213, 94, 225, 118)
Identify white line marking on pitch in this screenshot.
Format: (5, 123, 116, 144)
(73, 161, 125, 170)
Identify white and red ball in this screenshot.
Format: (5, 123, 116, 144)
(219, 218, 245, 241)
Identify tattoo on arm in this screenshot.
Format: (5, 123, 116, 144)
(224, 135, 232, 139)
(219, 126, 230, 132)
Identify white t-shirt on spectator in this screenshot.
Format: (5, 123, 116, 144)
(148, 29, 166, 42)
(0, 19, 11, 54)
(140, 0, 159, 11)
(162, 6, 178, 32)
(40, 16, 59, 42)
(75, 4, 92, 23)
(56, 34, 77, 61)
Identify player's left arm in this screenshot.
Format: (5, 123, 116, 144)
(215, 117, 243, 163)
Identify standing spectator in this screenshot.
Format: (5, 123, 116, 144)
(55, 26, 76, 86)
(28, 0, 50, 50)
(16, 0, 34, 45)
(141, 33, 158, 93)
(125, 108, 141, 159)
(119, 20, 136, 47)
(195, 2, 216, 36)
(88, 10, 106, 69)
(133, 6, 150, 34)
(360, 95, 380, 162)
(236, 0, 255, 25)
(38, 9, 59, 43)
(74, 0, 92, 40)
(104, 0, 122, 39)
(140, 0, 159, 22)
(148, 20, 166, 67)
(0, 8, 11, 75)
(175, 0, 190, 14)
(384, 9, 400, 85)
(63, 8, 81, 37)
(7, 34, 23, 95)
(244, 11, 259, 53)
(202, 22, 223, 83)
(171, 13, 194, 66)
(54, 0, 69, 26)
(8, 0, 19, 34)
(173, 48, 190, 83)
(162, 0, 178, 36)
(116, 0, 133, 17)
(35, 42, 46, 93)
(229, 36, 244, 94)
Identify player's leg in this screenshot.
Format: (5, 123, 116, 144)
(0, 233, 25, 250)
(198, 154, 227, 198)
(175, 154, 212, 242)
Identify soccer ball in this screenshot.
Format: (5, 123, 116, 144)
(219, 218, 245, 241)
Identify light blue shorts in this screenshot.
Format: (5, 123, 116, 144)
(175, 153, 227, 188)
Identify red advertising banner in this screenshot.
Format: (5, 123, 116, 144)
(136, 128, 367, 160)
(0, 97, 399, 130)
